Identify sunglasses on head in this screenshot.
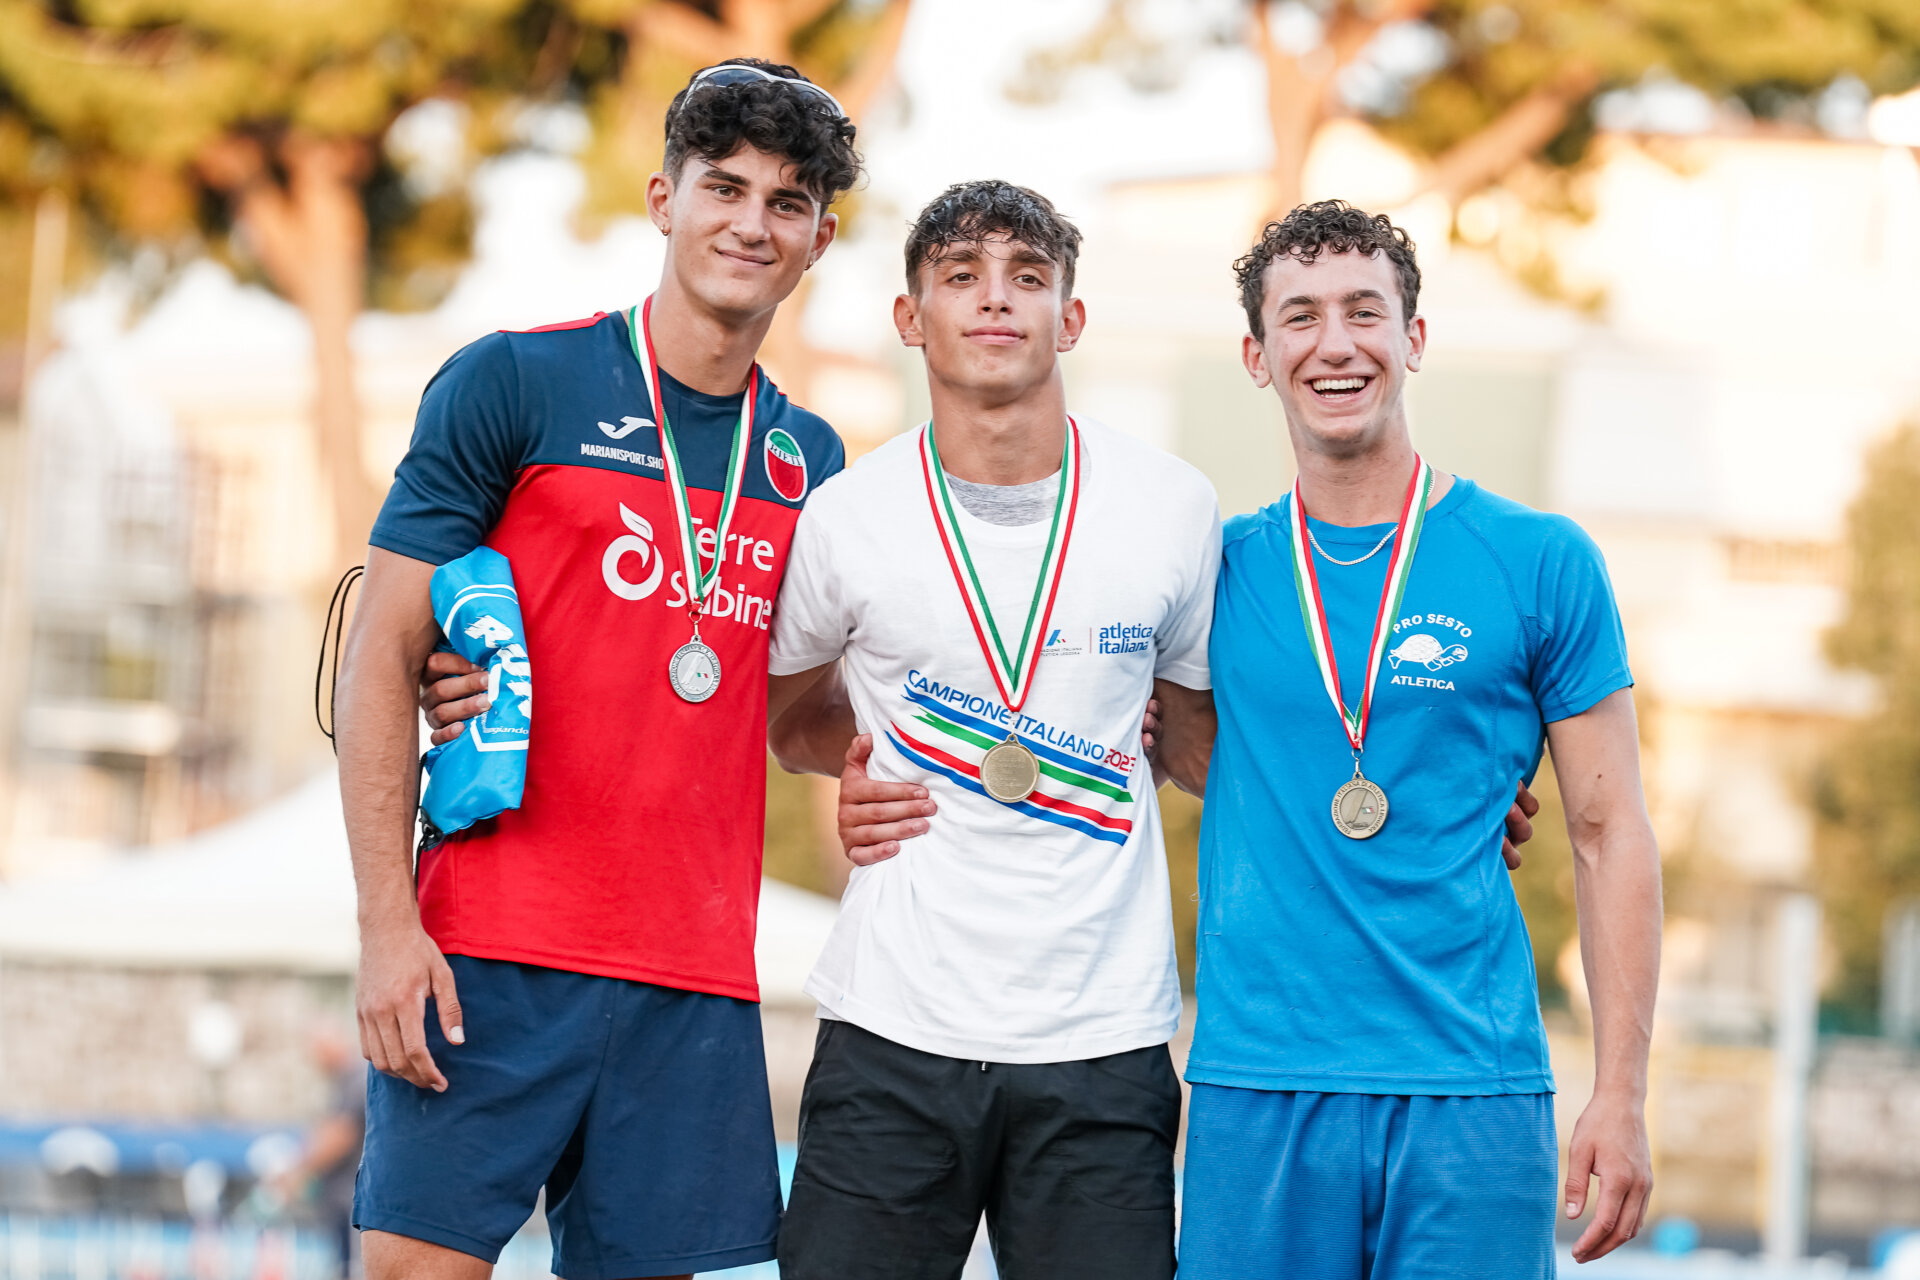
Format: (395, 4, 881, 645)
(685, 63, 848, 120)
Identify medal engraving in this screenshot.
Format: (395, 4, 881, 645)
(667, 639, 721, 703)
(980, 735, 1041, 804)
(1331, 775, 1389, 839)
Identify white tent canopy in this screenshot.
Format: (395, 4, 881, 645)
(0, 770, 840, 1004)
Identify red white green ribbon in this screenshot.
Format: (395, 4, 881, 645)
(627, 295, 757, 616)
(1288, 456, 1433, 754)
(919, 419, 1081, 712)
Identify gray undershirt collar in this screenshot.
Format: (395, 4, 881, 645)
(943, 470, 1060, 528)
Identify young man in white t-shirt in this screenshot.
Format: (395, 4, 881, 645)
(761, 179, 1219, 1280)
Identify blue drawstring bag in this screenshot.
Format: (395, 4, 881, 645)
(419, 546, 531, 845)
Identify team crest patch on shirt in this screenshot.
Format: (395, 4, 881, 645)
(764, 428, 808, 502)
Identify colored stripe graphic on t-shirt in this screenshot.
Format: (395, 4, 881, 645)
(900, 687, 1133, 790)
(884, 717, 1134, 847)
(907, 706, 1131, 804)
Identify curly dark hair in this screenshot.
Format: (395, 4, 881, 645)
(1235, 200, 1421, 340)
(904, 180, 1083, 297)
(663, 58, 862, 205)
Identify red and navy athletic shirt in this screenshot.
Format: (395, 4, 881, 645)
(370, 311, 844, 1001)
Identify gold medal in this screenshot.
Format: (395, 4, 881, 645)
(980, 734, 1041, 804)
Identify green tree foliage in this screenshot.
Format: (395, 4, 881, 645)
(0, 1, 917, 567)
(1813, 422, 1920, 1026)
(1508, 759, 1577, 1007)
(1015, 0, 1920, 217)
(0, 0, 560, 569)
(1387, 0, 1920, 202)
(764, 754, 837, 896)
(564, 0, 907, 225)
(1161, 785, 1202, 988)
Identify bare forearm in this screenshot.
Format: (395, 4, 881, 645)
(337, 653, 426, 931)
(1549, 689, 1659, 1260)
(1573, 822, 1662, 1098)
(768, 663, 856, 777)
(778, 711, 857, 776)
(1153, 679, 1217, 797)
(1164, 738, 1213, 798)
(335, 553, 437, 936)
(1548, 689, 1663, 1101)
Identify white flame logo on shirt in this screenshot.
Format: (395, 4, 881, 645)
(602, 503, 665, 601)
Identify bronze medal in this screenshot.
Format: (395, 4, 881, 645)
(1287, 458, 1434, 845)
(1331, 773, 1389, 840)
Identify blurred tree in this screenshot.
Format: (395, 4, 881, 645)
(1014, 0, 1920, 218)
(1813, 421, 1920, 1028)
(1508, 757, 1576, 1008)
(0, 0, 568, 572)
(764, 751, 837, 895)
(563, 0, 911, 400)
(1160, 784, 1202, 989)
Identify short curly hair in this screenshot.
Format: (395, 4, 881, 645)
(1236, 200, 1421, 341)
(663, 58, 862, 206)
(904, 180, 1083, 297)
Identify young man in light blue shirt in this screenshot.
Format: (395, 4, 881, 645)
(1155, 201, 1663, 1278)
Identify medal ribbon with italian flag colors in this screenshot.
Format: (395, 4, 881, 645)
(1288, 456, 1434, 754)
(919, 419, 1081, 712)
(627, 295, 758, 618)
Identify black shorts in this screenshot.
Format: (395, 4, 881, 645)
(777, 1020, 1181, 1280)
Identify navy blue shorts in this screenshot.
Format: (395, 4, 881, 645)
(353, 955, 781, 1279)
(1177, 1086, 1558, 1280)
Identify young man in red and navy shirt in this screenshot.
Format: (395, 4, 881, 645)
(334, 60, 855, 1280)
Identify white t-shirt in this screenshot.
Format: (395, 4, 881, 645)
(769, 420, 1222, 1063)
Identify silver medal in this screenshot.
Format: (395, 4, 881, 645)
(668, 637, 722, 703)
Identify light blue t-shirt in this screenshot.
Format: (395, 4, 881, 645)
(1188, 477, 1632, 1096)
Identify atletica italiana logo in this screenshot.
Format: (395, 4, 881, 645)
(764, 428, 807, 502)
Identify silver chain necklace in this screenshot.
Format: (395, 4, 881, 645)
(1307, 526, 1396, 566)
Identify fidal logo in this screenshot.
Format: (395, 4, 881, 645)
(601, 503, 665, 600)
(764, 428, 807, 502)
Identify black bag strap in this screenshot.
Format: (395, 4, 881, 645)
(315, 565, 365, 754)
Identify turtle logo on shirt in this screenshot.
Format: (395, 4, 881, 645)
(1388, 633, 1468, 671)
(764, 428, 808, 502)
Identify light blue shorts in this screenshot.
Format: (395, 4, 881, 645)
(1176, 1086, 1557, 1280)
